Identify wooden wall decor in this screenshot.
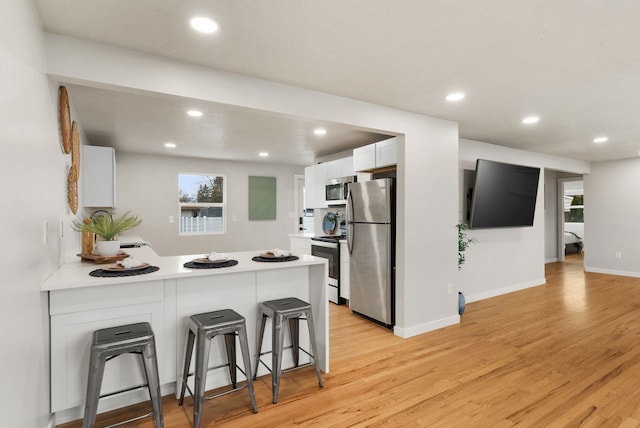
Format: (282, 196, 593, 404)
(67, 121, 80, 214)
(59, 86, 71, 154)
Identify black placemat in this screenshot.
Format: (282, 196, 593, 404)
(252, 255, 299, 263)
(183, 259, 239, 269)
(89, 266, 159, 277)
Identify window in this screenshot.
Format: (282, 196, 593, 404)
(564, 194, 584, 223)
(179, 173, 225, 235)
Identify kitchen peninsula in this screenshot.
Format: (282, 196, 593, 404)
(42, 246, 328, 423)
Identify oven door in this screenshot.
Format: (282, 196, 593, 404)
(311, 242, 340, 304)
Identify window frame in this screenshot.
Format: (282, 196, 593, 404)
(178, 172, 227, 236)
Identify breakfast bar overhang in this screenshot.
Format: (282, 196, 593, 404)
(41, 247, 328, 422)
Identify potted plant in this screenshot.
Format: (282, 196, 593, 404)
(457, 222, 477, 270)
(457, 222, 477, 315)
(73, 211, 142, 256)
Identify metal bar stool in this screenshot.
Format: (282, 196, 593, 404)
(254, 297, 324, 403)
(83, 322, 163, 428)
(178, 309, 258, 428)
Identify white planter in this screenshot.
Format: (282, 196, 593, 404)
(95, 240, 121, 257)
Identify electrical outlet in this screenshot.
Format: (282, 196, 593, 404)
(168, 216, 175, 224)
(615, 251, 622, 259)
(42, 221, 48, 244)
(447, 283, 453, 295)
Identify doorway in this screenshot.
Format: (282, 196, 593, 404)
(557, 178, 584, 263)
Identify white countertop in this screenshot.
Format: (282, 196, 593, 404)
(42, 247, 327, 291)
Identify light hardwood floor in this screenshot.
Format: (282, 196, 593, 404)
(60, 254, 640, 427)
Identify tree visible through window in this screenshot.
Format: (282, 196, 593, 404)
(179, 173, 225, 234)
(564, 194, 584, 223)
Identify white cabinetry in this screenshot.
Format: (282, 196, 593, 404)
(327, 156, 354, 179)
(353, 137, 398, 172)
(304, 163, 327, 209)
(353, 144, 376, 172)
(83, 145, 116, 208)
(49, 281, 167, 413)
(376, 138, 398, 168)
(290, 235, 312, 255)
(340, 241, 350, 300)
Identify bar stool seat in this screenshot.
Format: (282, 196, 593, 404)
(178, 308, 258, 428)
(83, 322, 163, 428)
(254, 297, 323, 403)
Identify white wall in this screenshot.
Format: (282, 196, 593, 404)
(584, 158, 640, 277)
(45, 34, 460, 338)
(115, 152, 303, 255)
(458, 139, 590, 303)
(544, 169, 559, 262)
(0, 1, 80, 427)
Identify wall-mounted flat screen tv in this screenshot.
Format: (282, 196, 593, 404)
(468, 159, 540, 229)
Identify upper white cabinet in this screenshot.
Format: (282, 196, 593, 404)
(304, 163, 328, 209)
(353, 137, 398, 172)
(82, 145, 116, 208)
(376, 138, 398, 168)
(326, 156, 354, 179)
(353, 144, 376, 172)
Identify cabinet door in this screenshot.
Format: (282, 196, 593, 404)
(375, 137, 398, 168)
(353, 144, 376, 172)
(340, 156, 354, 177)
(304, 165, 318, 209)
(304, 163, 328, 209)
(315, 163, 328, 208)
(290, 236, 312, 255)
(326, 159, 342, 179)
(50, 282, 166, 412)
(83, 145, 116, 208)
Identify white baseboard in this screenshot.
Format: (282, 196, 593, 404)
(545, 257, 559, 264)
(465, 278, 546, 303)
(584, 266, 640, 278)
(394, 314, 460, 339)
(46, 414, 56, 428)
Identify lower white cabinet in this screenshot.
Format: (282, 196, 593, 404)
(340, 241, 350, 300)
(50, 281, 168, 413)
(290, 235, 312, 255)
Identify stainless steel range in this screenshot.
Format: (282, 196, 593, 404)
(311, 235, 346, 304)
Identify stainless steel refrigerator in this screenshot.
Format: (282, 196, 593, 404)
(346, 178, 395, 326)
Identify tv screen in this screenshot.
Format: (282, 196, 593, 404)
(469, 159, 540, 229)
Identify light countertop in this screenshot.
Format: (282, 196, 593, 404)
(42, 246, 327, 292)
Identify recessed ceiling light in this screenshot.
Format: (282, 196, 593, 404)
(190, 16, 218, 34)
(522, 116, 540, 124)
(164, 142, 176, 148)
(187, 110, 203, 117)
(314, 128, 327, 136)
(446, 92, 465, 101)
(593, 137, 609, 143)
(259, 152, 269, 157)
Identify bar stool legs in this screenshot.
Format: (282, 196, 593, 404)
(179, 309, 258, 428)
(83, 322, 163, 428)
(254, 297, 324, 404)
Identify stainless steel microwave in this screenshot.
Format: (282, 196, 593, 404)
(325, 176, 355, 206)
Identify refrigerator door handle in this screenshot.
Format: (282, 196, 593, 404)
(347, 191, 354, 254)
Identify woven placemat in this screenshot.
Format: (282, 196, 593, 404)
(89, 266, 159, 277)
(183, 259, 239, 269)
(251, 255, 299, 263)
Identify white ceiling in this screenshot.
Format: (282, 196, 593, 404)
(35, 0, 640, 164)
